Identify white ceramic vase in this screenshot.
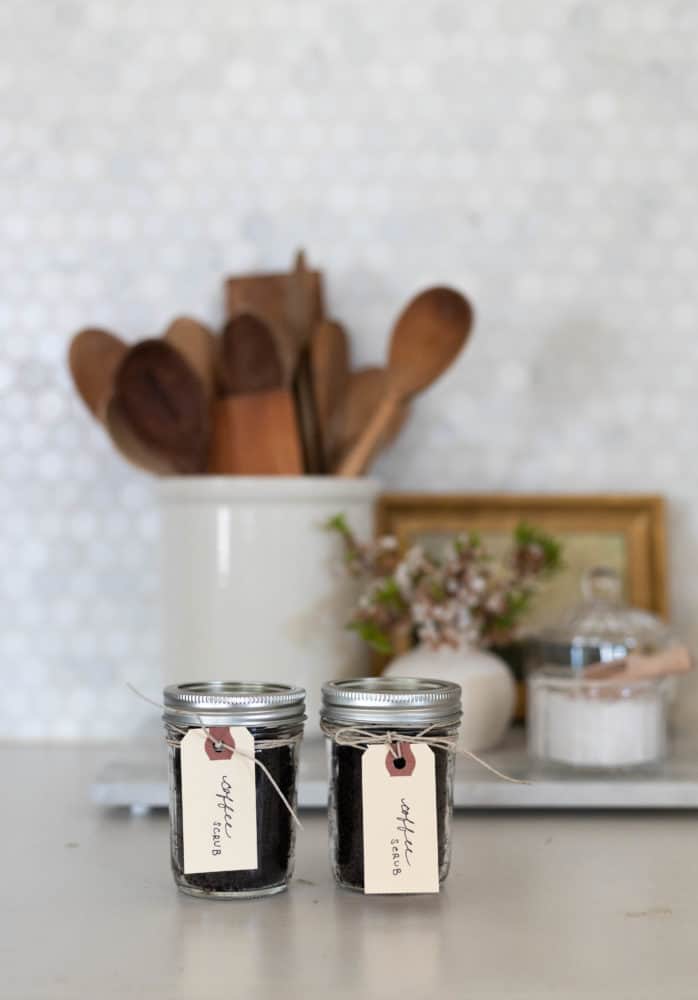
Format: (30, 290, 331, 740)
(157, 476, 381, 736)
(383, 643, 516, 752)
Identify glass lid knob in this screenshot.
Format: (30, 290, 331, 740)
(580, 566, 623, 605)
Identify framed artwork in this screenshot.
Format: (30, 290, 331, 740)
(376, 493, 668, 630)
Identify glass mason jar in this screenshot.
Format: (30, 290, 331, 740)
(163, 681, 305, 899)
(321, 677, 462, 892)
(528, 668, 669, 771)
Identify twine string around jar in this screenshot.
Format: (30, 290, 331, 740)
(128, 683, 304, 829)
(320, 721, 528, 785)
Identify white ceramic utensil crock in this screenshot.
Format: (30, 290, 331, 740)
(157, 477, 380, 736)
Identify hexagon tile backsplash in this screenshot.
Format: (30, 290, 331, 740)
(3, 0, 698, 738)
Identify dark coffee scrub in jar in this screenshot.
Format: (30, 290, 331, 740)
(321, 677, 461, 894)
(163, 681, 305, 899)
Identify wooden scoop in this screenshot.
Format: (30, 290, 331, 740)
(584, 646, 693, 683)
(208, 313, 303, 475)
(69, 327, 127, 422)
(113, 339, 209, 474)
(310, 319, 350, 468)
(328, 366, 408, 472)
(337, 287, 473, 476)
(163, 317, 216, 400)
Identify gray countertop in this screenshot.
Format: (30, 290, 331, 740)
(4, 744, 697, 999)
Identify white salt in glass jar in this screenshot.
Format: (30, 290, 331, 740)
(528, 668, 670, 770)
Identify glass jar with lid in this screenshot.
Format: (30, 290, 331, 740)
(527, 567, 674, 771)
(321, 677, 461, 893)
(163, 681, 305, 899)
(528, 669, 671, 770)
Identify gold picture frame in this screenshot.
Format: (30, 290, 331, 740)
(376, 493, 669, 628)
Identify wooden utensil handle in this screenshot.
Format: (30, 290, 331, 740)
(207, 392, 304, 476)
(336, 391, 399, 477)
(585, 645, 693, 682)
(624, 646, 693, 680)
(295, 349, 325, 474)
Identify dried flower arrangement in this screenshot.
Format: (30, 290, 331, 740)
(327, 515, 562, 654)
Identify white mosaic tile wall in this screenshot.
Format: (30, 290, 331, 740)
(2, 0, 698, 739)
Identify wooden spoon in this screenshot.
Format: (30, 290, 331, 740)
(337, 287, 473, 477)
(68, 327, 127, 422)
(163, 316, 216, 401)
(208, 312, 303, 475)
(217, 312, 287, 394)
(328, 367, 408, 472)
(310, 319, 350, 468)
(113, 339, 209, 474)
(69, 327, 182, 474)
(105, 399, 180, 475)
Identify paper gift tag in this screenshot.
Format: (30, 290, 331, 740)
(361, 742, 439, 894)
(180, 726, 258, 875)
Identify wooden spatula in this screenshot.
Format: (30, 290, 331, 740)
(285, 250, 325, 473)
(224, 266, 324, 347)
(113, 339, 210, 474)
(327, 366, 408, 472)
(337, 287, 473, 477)
(208, 313, 303, 475)
(223, 253, 325, 473)
(310, 319, 350, 469)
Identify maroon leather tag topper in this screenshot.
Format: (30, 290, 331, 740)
(204, 727, 235, 761)
(385, 742, 416, 777)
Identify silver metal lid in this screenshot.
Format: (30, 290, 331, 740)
(163, 681, 306, 728)
(321, 677, 462, 728)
